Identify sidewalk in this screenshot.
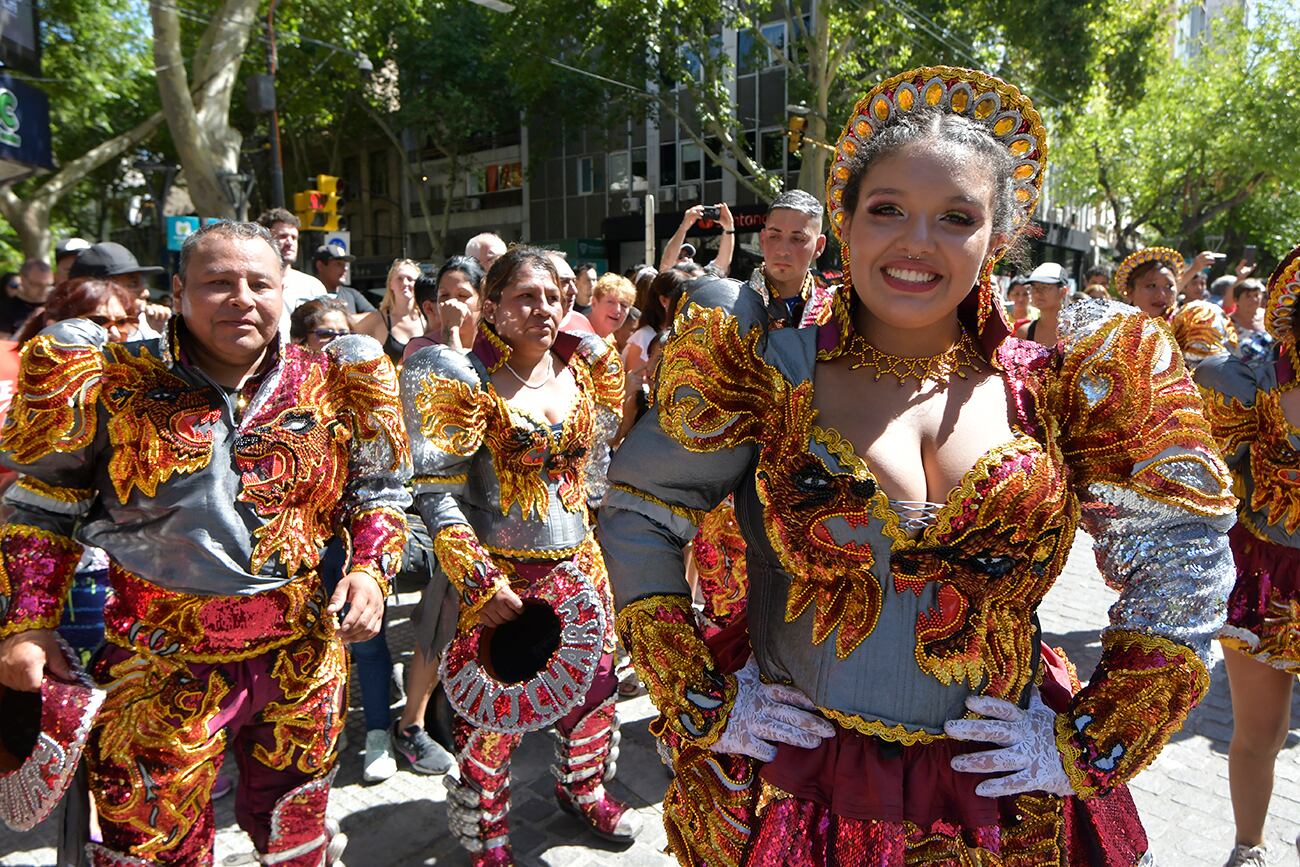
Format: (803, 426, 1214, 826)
(4, 533, 1298, 865)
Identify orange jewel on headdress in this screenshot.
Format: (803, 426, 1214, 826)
(825, 66, 1048, 247)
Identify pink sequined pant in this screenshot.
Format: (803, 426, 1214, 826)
(84, 625, 346, 865)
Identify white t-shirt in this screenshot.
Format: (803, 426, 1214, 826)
(624, 324, 656, 369)
(280, 267, 328, 338)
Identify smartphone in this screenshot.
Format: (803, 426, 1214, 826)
(701, 205, 720, 221)
(1243, 245, 1257, 268)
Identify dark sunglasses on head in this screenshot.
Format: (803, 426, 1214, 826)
(85, 315, 139, 333)
(312, 328, 350, 341)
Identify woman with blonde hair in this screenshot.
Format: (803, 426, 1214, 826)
(587, 273, 636, 340)
(378, 258, 425, 362)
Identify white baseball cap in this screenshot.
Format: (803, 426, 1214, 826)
(1026, 262, 1068, 285)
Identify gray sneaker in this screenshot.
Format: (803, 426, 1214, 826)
(391, 723, 453, 775)
(1223, 843, 1269, 867)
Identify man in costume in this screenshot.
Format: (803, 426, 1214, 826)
(0, 220, 411, 866)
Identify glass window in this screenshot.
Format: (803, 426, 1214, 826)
(761, 128, 786, 173)
(681, 141, 703, 182)
(737, 29, 758, 76)
(631, 147, 648, 192)
(578, 156, 595, 195)
(705, 137, 723, 181)
(761, 22, 786, 67)
(660, 142, 677, 187)
(742, 131, 757, 177)
(609, 152, 631, 192)
(369, 151, 388, 197)
(466, 167, 486, 197)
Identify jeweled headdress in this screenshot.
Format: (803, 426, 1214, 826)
(825, 66, 1048, 341)
(1264, 243, 1300, 345)
(1112, 247, 1185, 299)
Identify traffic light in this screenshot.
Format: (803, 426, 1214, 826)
(293, 174, 343, 231)
(786, 113, 808, 154)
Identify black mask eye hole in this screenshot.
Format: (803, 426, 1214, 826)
(966, 553, 1017, 577)
(280, 411, 317, 434)
(147, 386, 181, 402)
(793, 464, 833, 493)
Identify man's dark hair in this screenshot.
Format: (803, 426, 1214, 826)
(177, 221, 279, 284)
(767, 189, 823, 222)
(256, 208, 300, 230)
(1084, 264, 1111, 281)
(413, 274, 440, 312)
(19, 258, 51, 277)
(576, 262, 597, 276)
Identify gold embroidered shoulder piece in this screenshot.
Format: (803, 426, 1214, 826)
(0, 333, 104, 464)
(579, 335, 626, 419)
(414, 374, 491, 457)
(1054, 311, 1234, 517)
(656, 303, 786, 453)
(334, 352, 410, 471)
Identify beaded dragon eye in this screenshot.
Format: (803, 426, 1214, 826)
(1265, 243, 1300, 345)
(1112, 247, 1185, 299)
(826, 65, 1048, 245)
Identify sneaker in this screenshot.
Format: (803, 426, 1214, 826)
(391, 662, 406, 704)
(362, 729, 398, 783)
(1223, 843, 1269, 866)
(392, 723, 453, 775)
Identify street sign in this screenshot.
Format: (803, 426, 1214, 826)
(0, 73, 52, 182)
(166, 216, 201, 252)
(323, 230, 351, 255)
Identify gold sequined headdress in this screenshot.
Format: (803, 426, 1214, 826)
(1264, 243, 1300, 346)
(1112, 247, 1185, 299)
(826, 66, 1048, 337)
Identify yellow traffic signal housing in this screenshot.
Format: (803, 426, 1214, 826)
(293, 176, 344, 231)
(786, 114, 808, 154)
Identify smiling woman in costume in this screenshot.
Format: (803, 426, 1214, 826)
(1196, 243, 1300, 866)
(599, 66, 1236, 864)
(399, 246, 631, 867)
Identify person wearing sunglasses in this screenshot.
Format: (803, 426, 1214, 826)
(12, 276, 140, 346)
(289, 296, 352, 353)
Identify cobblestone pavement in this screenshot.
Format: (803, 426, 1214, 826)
(5, 533, 1300, 866)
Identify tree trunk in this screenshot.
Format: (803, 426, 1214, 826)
(796, 0, 834, 201)
(0, 109, 165, 261)
(149, 0, 259, 220)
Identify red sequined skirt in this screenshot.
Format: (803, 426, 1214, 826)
(660, 619, 1150, 866)
(1222, 522, 1300, 673)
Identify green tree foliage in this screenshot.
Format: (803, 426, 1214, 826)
(1053, 4, 1300, 262)
(500, 0, 1168, 204)
(0, 0, 159, 264)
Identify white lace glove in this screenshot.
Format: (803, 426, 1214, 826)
(709, 657, 836, 762)
(944, 689, 1075, 798)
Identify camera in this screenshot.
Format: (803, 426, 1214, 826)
(701, 205, 720, 221)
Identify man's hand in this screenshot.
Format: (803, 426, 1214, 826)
(0, 629, 70, 692)
(718, 202, 735, 231)
(144, 302, 172, 332)
(1234, 259, 1255, 282)
(328, 571, 386, 643)
(680, 205, 704, 228)
(478, 585, 524, 628)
